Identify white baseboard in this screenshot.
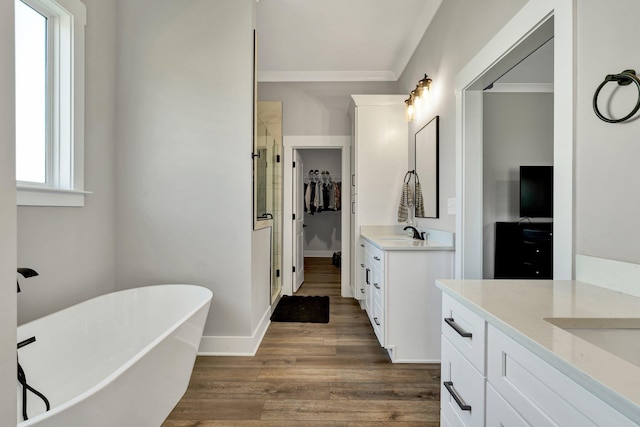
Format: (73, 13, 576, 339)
(386, 346, 440, 363)
(197, 306, 271, 356)
(576, 254, 640, 298)
(304, 250, 337, 258)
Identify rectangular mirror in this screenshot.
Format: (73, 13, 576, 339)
(415, 115, 439, 218)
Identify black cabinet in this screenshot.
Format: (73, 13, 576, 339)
(494, 222, 552, 279)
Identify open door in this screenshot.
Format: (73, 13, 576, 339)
(293, 150, 305, 292)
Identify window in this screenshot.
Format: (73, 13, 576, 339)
(14, 0, 87, 206)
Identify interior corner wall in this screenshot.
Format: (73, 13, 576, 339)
(482, 92, 554, 278)
(575, 0, 640, 265)
(251, 227, 271, 332)
(258, 81, 400, 136)
(115, 0, 256, 338)
(0, 0, 17, 422)
(17, 0, 118, 325)
(398, 0, 528, 234)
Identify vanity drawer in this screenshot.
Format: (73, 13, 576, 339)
(364, 241, 385, 270)
(441, 336, 485, 427)
(442, 294, 486, 374)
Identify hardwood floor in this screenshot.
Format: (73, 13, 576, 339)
(163, 257, 441, 426)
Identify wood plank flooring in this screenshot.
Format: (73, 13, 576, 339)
(163, 257, 441, 426)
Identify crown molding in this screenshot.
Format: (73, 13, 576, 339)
(487, 82, 554, 93)
(258, 70, 398, 83)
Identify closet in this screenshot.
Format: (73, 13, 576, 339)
(299, 149, 342, 259)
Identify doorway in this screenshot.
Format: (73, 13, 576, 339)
(282, 136, 352, 298)
(293, 148, 343, 293)
(482, 39, 554, 278)
(455, 2, 574, 279)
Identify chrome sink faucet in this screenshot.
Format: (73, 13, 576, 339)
(403, 226, 425, 240)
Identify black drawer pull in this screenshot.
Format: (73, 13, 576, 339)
(360, 288, 365, 294)
(373, 283, 380, 289)
(373, 317, 380, 326)
(443, 381, 472, 411)
(374, 256, 380, 261)
(444, 318, 472, 338)
(365, 268, 370, 284)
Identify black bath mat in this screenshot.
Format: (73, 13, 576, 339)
(270, 295, 330, 323)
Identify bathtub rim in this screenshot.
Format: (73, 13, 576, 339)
(17, 283, 212, 426)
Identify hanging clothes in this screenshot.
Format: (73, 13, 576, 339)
(304, 170, 342, 214)
(310, 180, 317, 214)
(304, 182, 310, 213)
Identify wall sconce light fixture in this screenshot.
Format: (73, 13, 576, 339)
(405, 74, 432, 122)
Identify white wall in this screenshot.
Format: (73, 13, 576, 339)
(0, 0, 17, 422)
(299, 149, 342, 256)
(398, 0, 528, 233)
(482, 92, 554, 278)
(115, 0, 260, 340)
(576, 0, 640, 265)
(17, 0, 118, 324)
(251, 227, 271, 332)
(258, 81, 399, 136)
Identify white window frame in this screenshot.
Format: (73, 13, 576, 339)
(15, 0, 87, 207)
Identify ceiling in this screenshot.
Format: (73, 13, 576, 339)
(255, 0, 443, 82)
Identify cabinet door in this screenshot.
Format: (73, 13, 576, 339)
(354, 103, 407, 226)
(372, 298, 384, 346)
(486, 383, 532, 427)
(364, 263, 372, 315)
(356, 240, 365, 301)
(488, 325, 637, 427)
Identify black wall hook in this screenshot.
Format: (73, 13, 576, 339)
(593, 69, 640, 123)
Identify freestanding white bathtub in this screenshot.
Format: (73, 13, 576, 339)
(16, 284, 212, 427)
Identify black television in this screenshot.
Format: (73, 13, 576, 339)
(519, 166, 553, 218)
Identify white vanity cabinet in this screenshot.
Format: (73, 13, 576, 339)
(440, 294, 486, 427)
(364, 238, 452, 363)
(439, 290, 639, 427)
(349, 95, 407, 302)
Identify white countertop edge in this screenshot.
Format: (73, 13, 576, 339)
(436, 280, 640, 423)
(360, 225, 455, 251)
(362, 234, 454, 251)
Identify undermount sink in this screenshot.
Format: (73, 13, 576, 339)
(545, 317, 640, 368)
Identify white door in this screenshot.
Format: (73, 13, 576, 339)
(293, 150, 305, 292)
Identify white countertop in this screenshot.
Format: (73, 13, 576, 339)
(360, 225, 454, 251)
(436, 279, 640, 422)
